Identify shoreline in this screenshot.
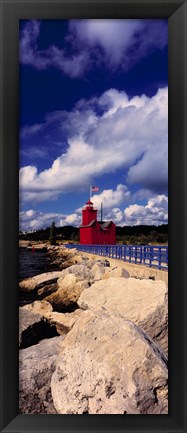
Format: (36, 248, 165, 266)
(19, 244, 168, 415)
(19, 240, 168, 283)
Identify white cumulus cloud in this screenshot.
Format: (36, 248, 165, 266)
(90, 184, 130, 210)
(124, 194, 168, 225)
(19, 209, 81, 231)
(105, 208, 124, 224)
(20, 87, 168, 204)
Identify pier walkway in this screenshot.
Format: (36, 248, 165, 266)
(65, 244, 168, 283)
(65, 244, 168, 270)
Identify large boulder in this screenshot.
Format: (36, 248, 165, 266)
(19, 336, 64, 414)
(44, 274, 88, 312)
(19, 271, 62, 293)
(78, 277, 168, 354)
(51, 311, 168, 414)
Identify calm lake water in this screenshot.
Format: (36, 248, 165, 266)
(19, 248, 51, 281)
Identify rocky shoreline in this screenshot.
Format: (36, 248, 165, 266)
(19, 243, 168, 414)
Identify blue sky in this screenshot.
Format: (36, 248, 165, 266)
(19, 19, 168, 231)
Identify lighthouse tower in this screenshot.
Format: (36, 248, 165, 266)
(82, 199, 97, 226)
(79, 199, 116, 245)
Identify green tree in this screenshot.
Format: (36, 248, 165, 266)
(49, 221, 56, 245)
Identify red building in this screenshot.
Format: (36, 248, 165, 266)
(79, 199, 116, 245)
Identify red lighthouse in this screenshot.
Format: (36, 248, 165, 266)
(79, 200, 116, 245)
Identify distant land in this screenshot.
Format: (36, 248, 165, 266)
(19, 224, 168, 245)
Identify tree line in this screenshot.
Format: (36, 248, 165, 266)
(19, 223, 168, 245)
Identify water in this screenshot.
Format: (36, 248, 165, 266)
(19, 248, 51, 281)
(19, 248, 53, 306)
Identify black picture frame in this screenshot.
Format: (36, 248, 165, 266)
(0, 0, 186, 432)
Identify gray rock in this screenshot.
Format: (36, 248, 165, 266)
(19, 308, 58, 349)
(61, 264, 92, 281)
(19, 309, 43, 348)
(84, 259, 110, 269)
(60, 261, 110, 283)
(51, 311, 168, 414)
(19, 336, 64, 414)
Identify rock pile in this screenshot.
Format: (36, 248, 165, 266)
(19, 245, 168, 414)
